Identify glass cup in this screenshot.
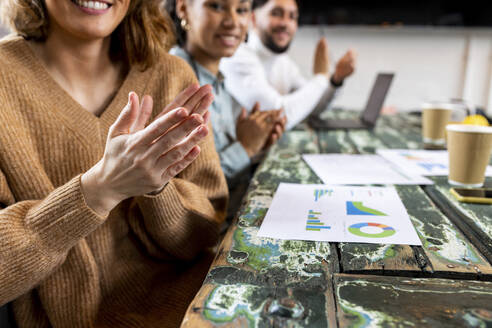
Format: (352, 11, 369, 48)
(446, 124, 492, 187)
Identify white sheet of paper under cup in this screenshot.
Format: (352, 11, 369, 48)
(302, 154, 433, 185)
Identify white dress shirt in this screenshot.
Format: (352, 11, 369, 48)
(220, 32, 339, 130)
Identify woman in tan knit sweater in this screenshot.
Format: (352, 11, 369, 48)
(0, 0, 228, 327)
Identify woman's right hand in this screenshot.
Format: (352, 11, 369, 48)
(236, 103, 280, 158)
(81, 87, 212, 216)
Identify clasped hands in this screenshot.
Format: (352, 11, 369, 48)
(81, 84, 213, 216)
(236, 102, 287, 159)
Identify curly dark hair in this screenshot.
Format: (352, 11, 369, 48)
(0, 0, 176, 70)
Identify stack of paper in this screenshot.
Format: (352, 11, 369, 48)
(257, 150, 471, 244)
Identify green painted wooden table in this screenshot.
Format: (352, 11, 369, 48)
(181, 111, 492, 328)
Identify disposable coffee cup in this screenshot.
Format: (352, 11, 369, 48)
(422, 102, 463, 146)
(446, 124, 492, 187)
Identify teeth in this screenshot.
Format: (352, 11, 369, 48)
(75, 0, 109, 10)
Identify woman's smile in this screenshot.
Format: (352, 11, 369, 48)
(70, 0, 112, 15)
(215, 33, 240, 47)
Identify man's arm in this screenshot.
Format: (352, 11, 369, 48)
(309, 83, 339, 118)
(309, 48, 357, 118)
(222, 51, 330, 130)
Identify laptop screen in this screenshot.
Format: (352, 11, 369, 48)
(361, 73, 394, 125)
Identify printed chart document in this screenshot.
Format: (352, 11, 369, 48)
(302, 154, 433, 185)
(377, 149, 492, 176)
(257, 183, 422, 245)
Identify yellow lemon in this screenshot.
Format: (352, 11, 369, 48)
(462, 114, 489, 126)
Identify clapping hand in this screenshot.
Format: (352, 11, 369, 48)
(81, 85, 214, 216)
(332, 49, 356, 85)
(263, 110, 287, 149)
(236, 103, 286, 158)
(313, 37, 330, 77)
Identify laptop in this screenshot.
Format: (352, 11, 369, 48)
(308, 73, 394, 129)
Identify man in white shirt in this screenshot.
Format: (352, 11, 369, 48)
(221, 0, 356, 130)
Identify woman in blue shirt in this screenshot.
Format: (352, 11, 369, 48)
(166, 0, 286, 217)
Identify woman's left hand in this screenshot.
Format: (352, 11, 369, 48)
(155, 84, 213, 124)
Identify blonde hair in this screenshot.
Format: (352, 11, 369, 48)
(0, 0, 176, 70)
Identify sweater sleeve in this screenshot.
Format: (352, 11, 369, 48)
(128, 129, 228, 261)
(0, 173, 106, 305)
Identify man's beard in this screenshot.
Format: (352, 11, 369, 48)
(262, 31, 292, 54)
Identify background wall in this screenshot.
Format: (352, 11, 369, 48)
(289, 26, 492, 114)
(1, 25, 491, 115)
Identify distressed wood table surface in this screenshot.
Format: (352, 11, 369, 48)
(181, 110, 492, 328)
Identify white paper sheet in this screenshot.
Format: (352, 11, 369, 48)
(257, 184, 422, 245)
(302, 154, 433, 185)
(376, 149, 492, 176)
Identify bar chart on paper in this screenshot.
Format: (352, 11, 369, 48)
(314, 189, 333, 202)
(257, 183, 422, 245)
(306, 210, 331, 231)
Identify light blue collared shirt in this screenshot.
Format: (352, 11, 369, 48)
(170, 47, 251, 188)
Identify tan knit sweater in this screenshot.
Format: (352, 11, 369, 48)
(0, 36, 228, 327)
